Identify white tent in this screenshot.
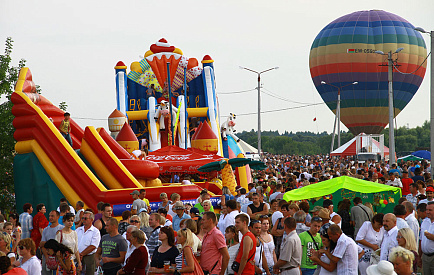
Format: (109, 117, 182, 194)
(330, 133, 389, 157)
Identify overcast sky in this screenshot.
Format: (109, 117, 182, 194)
(1, 0, 433, 135)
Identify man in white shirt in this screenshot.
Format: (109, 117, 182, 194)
(393, 205, 410, 229)
(380, 213, 398, 261)
(327, 224, 362, 275)
(402, 201, 420, 247)
(386, 172, 403, 188)
(419, 186, 434, 205)
(56, 198, 76, 215)
(420, 202, 434, 275)
(272, 200, 287, 226)
(406, 183, 420, 208)
(223, 200, 239, 233)
(269, 184, 283, 202)
(76, 211, 101, 275)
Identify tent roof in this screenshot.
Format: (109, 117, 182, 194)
(283, 176, 401, 201)
(146, 145, 223, 174)
(330, 134, 389, 157)
(239, 139, 258, 154)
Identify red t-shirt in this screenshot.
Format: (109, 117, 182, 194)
(401, 178, 414, 196)
(235, 231, 256, 275)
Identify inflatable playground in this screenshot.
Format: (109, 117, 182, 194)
(12, 39, 261, 215)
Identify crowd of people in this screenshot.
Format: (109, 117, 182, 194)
(0, 154, 433, 275)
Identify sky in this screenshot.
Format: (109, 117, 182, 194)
(1, 0, 433, 135)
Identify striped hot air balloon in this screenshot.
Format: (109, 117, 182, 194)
(309, 10, 427, 134)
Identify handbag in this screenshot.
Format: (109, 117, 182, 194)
(231, 251, 255, 273)
(182, 246, 204, 275)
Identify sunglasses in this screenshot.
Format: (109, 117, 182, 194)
(130, 220, 140, 223)
(18, 246, 24, 250)
(312, 217, 323, 222)
(82, 217, 89, 220)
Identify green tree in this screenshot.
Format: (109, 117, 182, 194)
(59, 101, 68, 111)
(0, 37, 26, 213)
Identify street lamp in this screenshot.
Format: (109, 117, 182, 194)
(239, 66, 279, 159)
(415, 27, 433, 177)
(321, 81, 358, 153)
(375, 48, 404, 165)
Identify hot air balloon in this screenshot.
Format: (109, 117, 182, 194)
(309, 10, 427, 135)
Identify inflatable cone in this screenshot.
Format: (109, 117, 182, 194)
(221, 162, 237, 196)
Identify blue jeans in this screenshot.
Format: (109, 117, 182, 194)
(301, 268, 316, 275)
(61, 132, 73, 147)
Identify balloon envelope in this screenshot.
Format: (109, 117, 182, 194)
(309, 10, 427, 135)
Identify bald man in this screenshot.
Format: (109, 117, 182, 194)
(380, 213, 398, 261)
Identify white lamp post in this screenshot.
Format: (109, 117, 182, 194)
(239, 66, 279, 159)
(321, 81, 358, 153)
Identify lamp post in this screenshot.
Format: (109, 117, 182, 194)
(321, 81, 358, 153)
(375, 48, 404, 165)
(415, 27, 433, 177)
(239, 66, 279, 159)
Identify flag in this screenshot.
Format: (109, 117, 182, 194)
(347, 49, 355, 53)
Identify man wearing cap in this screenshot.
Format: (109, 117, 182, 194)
(309, 206, 323, 219)
(130, 190, 147, 215)
(323, 199, 341, 227)
(190, 207, 201, 221)
(350, 197, 373, 238)
(317, 209, 331, 226)
(419, 186, 434, 205)
(386, 172, 403, 188)
(420, 201, 434, 275)
(172, 201, 190, 231)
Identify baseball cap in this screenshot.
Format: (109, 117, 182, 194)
(190, 207, 200, 215)
(426, 186, 434, 192)
(130, 190, 140, 195)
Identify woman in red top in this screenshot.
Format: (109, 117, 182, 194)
(31, 203, 48, 248)
(118, 230, 149, 275)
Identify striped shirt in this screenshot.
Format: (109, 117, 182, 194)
(19, 212, 33, 239)
(145, 226, 161, 258)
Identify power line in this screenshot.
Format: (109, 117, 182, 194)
(217, 88, 257, 95)
(222, 102, 325, 117)
(262, 87, 314, 105)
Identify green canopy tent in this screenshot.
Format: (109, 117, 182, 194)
(397, 155, 423, 162)
(283, 176, 402, 214)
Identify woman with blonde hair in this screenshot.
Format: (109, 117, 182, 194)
(396, 228, 418, 273)
(15, 238, 41, 275)
(388, 246, 415, 275)
(138, 210, 152, 238)
(220, 186, 234, 207)
(182, 219, 201, 253)
(0, 232, 14, 263)
(175, 228, 196, 274)
(225, 226, 239, 275)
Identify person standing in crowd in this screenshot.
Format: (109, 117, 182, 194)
(174, 228, 196, 275)
(326, 224, 362, 275)
(402, 201, 419, 246)
(76, 211, 101, 275)
(16, 238, 41, 275)
(9, 213, 21, 253)
(123, 225, 139, 265)
(40, 210, 64, 275)
(271, 200, 286, 226)
(118, 211, 131, 236)
(58, 203, 76, 230)
(308, 223, 337, 275)
(406, 182, 419, 209)
(269, 184, 283, 202)
(221, 186, 235, 207)
(299, 217, 322, 275)
(236, 188, 250, 208)
(420, 201, 434, 275)
(223, 200, 239, 234)
(30, 203, 48, 249)
(74, 201, 85, 227)
(0, 255, 26, 275)
(396, 228, 418, 273)
(380, 213, 398, 261)
(118, 230, 149, 275)
(93, 202, 105, 226)
(247, 193, 269, 220)
(420, 186, 434, 204)
(146, 213, 162, 258)
(94, 203, 113, 237)
(158, 193, 171, 211)
(139, 189, 152, 213)
(18, 203, 33, 240)
(322, 200, 341, 228)
(173, 202, 190, 232)
(44, 239, 76, 275)
(350, 197, 373, 238)
(234, 214, 256, 275)
(130, 190, 147, 215)
(389, 246, 416, 275)
(401, 171, 413, 196)
(355, 213, 384, 275)
(273, 217, 301, 275)
(201, 212, 229, 275)
(336, 199, 353, 238)
(225, 225, 240, 275)
(167, 193, 181, 218)
(194, 192, 215, 214)
(95, 218, 127, 275)
(250, 220, 271, 275)
(148, 226, 179, 273)
(57, 198, 76, 216)
(55, 213, 82, 272)
(394, 205, 410, 230)
(259, 216, 276, 275)
(294, 211, 310, 236)
(272, 204, 290, 259)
